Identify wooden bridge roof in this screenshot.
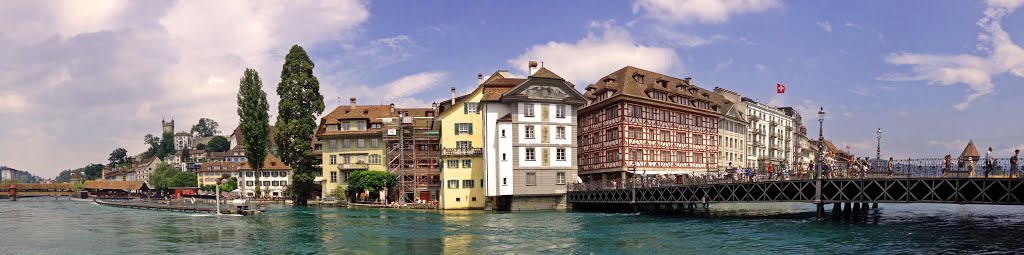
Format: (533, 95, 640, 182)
(83, 180, 149, 191)
(6, 183, 73, 190)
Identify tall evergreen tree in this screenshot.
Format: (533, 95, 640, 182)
(237, 68, 270, 198)
(275, 45, 325, 205)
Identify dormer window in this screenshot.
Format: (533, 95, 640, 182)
(632, 73, 644, 83)
(362, 110, 369, 115)
(657, 79, 668, 88)
(604, 78, 615, 84)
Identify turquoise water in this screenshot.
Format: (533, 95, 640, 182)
(2, 199, 1024, 254)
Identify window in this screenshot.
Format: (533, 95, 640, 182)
(526, 172, 537, 186)
(343, 139, 351, 148)
(462, 160, 472, 168)
(357, 121, 365, 130)
(280, 171, 287, 177)
(501, 129, 506, 138)
(695, 153, 703, 163)
(281, 181, 287, 186)
(447, 180, 459, 189)
(502, 178, 507, 185)
(246, 181, 253, 186)
(371, 139, 379, 148)
(556, 148, 566, 161)
(556, 172, 566, 185)
(262, 181, 270, 186)
(465, 102, 479, 114)
(556, 105, 566, 118)
(342, 122, 350, 130)
(456, 141, 472, 149)
(327, 125, 338, 131)
(272, 181, 279, 186)
(357, 139, 365, 148)
(525, 126, 535, 139)
(246, 171, 253, 177)
(456, 123, 472, 135)
(502, 153, 507, 161)
(463, 180, 475, 188)
(369, 154, 381, 164)
(329, 140, 337, 150)
(526, 148, 536, 161)
(628, 127, 642, 139)
(631, 149, 644, 161)
(447, 160, 459, 168)
(371, 123, 382, 129)
(693, 134, 703, 145)
(343, 171, 350, 181)
(524, 103, 535, 117)
(556, 126, 566, 139)
(271, 171, 279, 177)
(343, 155, 351, 164)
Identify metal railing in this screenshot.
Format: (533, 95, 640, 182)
(442, 148, 483, 156)
(570, 157, 1023, 191)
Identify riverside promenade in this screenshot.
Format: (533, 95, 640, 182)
(94, 198, 261, 215)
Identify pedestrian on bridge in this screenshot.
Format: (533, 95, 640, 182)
(886, 157, 894, 177)
(1011, 149, 1019, 178)
(984, 147, 994, 178)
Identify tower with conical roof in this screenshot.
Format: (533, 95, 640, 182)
(960, 140, 980, 161)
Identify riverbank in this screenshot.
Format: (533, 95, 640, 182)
(93, 198, 261, 215)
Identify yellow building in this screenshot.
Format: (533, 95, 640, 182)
(316, 98, 390, 199)
(435, 84, 489, 209)
(197, 161, 242, 186)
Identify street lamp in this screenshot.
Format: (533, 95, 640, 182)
(876, 128, 882, 173)
(816, 107, 825, 180)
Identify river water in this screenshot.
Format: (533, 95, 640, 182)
(2, 199, 1023, 254)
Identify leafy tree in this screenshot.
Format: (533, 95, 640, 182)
(149, 162, 197, 190)
(275, 45, 325, 205)
(143, 134, 160, 158)
(182, 148, 191, 163)
(237, 68, 270, 198)
(191, 118, 220, 138)
(108, 148, 129, 167)
(55, 169, 73, 183)
(83, 163, 104, 180)
(2, 178, 19, 184)
(207, 136, 231, 152)
(160, 132, 175, 159)
(345, 171, 397, 201)
(195, 143, 207, 151)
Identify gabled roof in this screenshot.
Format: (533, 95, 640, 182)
(83, 180, 149, 191)
(530, 67, 564, 80)
(198, 161, 243, 173)
(581, 66, 729, 114)
(499, 67, 587, 105)
(961, 140, 980, 158)
(239, 154, 292, 171)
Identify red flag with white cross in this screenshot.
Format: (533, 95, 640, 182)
(776, 83, 786, 94)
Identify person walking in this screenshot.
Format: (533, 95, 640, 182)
(1011, 149, 1019, 178)
(886, 157, 894, 177)
(767, 163, 774, 180)
(984, 147, 993, 178)
(943, 154, 953, 174)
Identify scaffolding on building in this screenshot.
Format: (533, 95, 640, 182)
(383, 109, 441, 204)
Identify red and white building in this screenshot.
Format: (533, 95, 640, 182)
(578, 66, 731, 181)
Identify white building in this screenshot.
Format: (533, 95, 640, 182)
(713, 88, 748, 172)
(481, 66, 587, 211)
(133, 157, 163, 184)
(174, 132, 193, 151)
(742, 97, 796, 171)
(237, 154, 292, 198)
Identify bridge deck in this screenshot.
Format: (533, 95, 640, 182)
(568, 178, 1024, 205)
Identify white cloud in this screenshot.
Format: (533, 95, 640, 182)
(632, 0, 781, 25)
(754, 63, 767, 71)
(816, 21, 832, 32)
(0, 92, 30, 113)
(847, 87, 877, 97)
(509, 21, 679, 86)
(323, 71, 449, 109)
(714, 58, 734, 72)
(879, 2, 1024, 110)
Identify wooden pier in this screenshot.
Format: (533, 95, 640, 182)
(94, 198, 261, 215)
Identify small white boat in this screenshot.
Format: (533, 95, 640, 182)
(230, 199, 248, 204)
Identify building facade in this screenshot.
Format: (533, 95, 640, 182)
(237, 154, 292, 198)
(133, 157, 163, 184)
(315, 98, 389, 199)
(480, 66, 586, 211)
(714, 87, 748, 172)
(742, 98, 796, 172)
(436, 85, 487, 210)
(578, 66, 729, 181)
(382, 107, 441, 204)
(174, 132, 193, 151)
(198, 161, 242, 187)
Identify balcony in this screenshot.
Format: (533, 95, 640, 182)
(748, 115, 760, 122)
(785, 126, 793, 131)
(769, 120, 779, 126)
(442, 148, 483, 157)
(338, 162, 369, 170)
(751, 141, 764, 147)
(751, 128, 764, 135)
(769, 132, 778, 138)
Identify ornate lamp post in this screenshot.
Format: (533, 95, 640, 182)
(876, 128, 882, 173)
(816, 107, 825, 180)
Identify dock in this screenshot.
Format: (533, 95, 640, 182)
(94, 198, 262, 215)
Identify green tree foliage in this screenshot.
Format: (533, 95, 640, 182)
(143, 134, 160, 158)
(2, 178, 19, 184)
(143, 133, 176, 159)
(148, 162, 197, 190)
(274, 45, 325, 205)
(160, 132, 175, 159)
(237, 68, 270, 197)
(191, 118, 221, 138)
(181, 148, 191, 163)
(200, 177, 237, 192)
(346, 171, 397, 198)
(207, 136, 231, 152)
(82, 163, 104, 180)
(108, 148, 129, 167)
(195, 143, 207, 151)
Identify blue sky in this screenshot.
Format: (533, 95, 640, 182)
(1, 0, 1023, 177)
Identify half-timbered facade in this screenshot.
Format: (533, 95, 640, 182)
(578, 66, 730, 181)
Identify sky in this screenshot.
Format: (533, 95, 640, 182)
(2, 0, 1024, 178)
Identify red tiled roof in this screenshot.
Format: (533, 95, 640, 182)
(581, 66, 729, 114)
(239, 154, 291, 171)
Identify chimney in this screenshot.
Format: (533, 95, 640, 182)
(684, 77, 692, 85)
(389, 103, 395, 113)
(528, 61, 539, 75)
(350, 98, 357, 109)
(477, 73, 483, 85)
(450, 87, 456, 106)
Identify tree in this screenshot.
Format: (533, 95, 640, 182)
(275, 45, 325, 205)
(143, 134, 160, 158)
(149, 162, 197, 190)
(82, 163, 104, 180)
(195, 143, 207, 151)
(181, 148, 191, 163)
(237, 68, 270, 198)
(191, 118, 220, 138)
(207, 136, 231, 152)
(160, 132, 175, 159)
(108, 148, 129, 167)
(345, 171, 397, 201)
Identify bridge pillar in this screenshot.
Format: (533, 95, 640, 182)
(830, 203, 842, 221)
(861, 202, 869, 217)
(872, 203, 878, 209)
(843, 202, 853, 221)
(852, 203, 861, 219)
(816, 203, 826, 221)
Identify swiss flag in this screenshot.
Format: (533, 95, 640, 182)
(776, 83, 786, 94)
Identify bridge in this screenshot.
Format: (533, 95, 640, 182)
(3, 183, 75, 200)
(568, 158, 1024, 220)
